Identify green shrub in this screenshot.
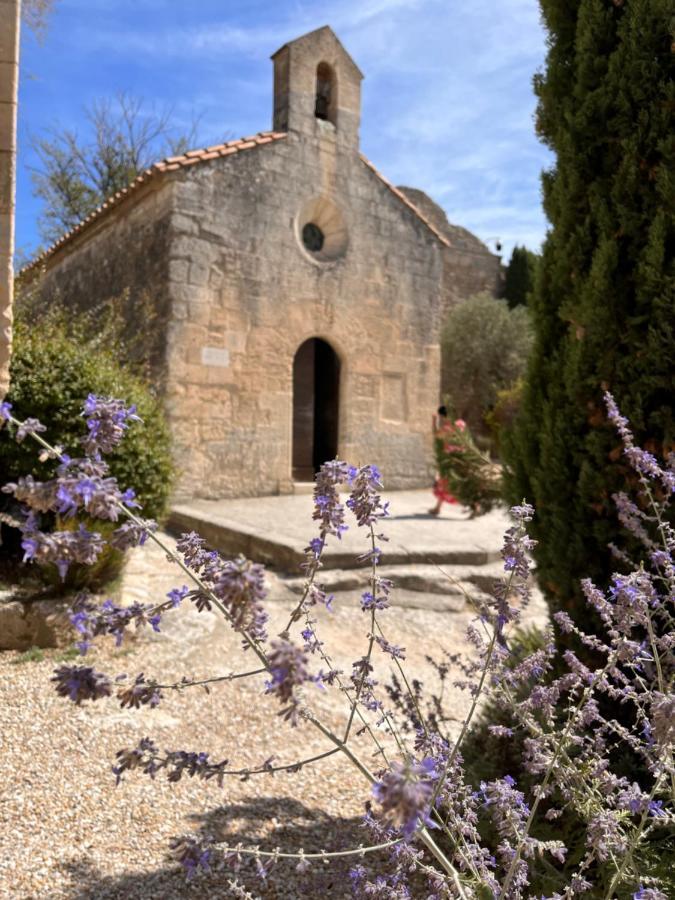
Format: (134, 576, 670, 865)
(0, 318, 173, 588)
(441, 294, 533, 438)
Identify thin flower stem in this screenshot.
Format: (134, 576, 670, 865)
(373, 615, 430, 740)
(154, 746, 341, 778)
(155, 668, 267, 690)
(301, 607, 392, 765)
(280, 534, 325, 635)
(343, 523, 379, 743)
(603, 771, 667, 900)
(217, 837, 403, 860)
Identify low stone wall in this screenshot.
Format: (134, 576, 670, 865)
(0, 592, 75, 651)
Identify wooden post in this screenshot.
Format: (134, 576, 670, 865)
(0, 0, 20, 397)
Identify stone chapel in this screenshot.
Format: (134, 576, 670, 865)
(24, 26, 500, 501)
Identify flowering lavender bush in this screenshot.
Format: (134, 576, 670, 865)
(1, 393, 673, 897)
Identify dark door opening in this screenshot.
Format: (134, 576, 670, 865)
(292, 338, 340, 482)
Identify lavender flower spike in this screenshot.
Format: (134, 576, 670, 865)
(52, 664, 113, 705)
(372, 758, 437, 839)
(82, 394, 141, 456)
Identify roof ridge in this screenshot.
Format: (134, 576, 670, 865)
(21, 131, 287, 275)
(358, 155, 450, 248)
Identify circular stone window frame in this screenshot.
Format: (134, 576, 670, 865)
(295, 196, 349, 264)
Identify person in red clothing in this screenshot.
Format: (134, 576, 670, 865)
(429, 405, 460, 516)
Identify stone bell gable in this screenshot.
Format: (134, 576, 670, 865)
(272, 25, 363, 149)
(22, 26, 480, 502)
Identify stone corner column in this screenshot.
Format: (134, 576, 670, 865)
(0, 0, 20, 399)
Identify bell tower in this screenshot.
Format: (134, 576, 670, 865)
(271, 26, 363, 150)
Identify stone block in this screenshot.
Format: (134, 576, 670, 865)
(189, 262, 209, 285)
(169, 259, 189, 283)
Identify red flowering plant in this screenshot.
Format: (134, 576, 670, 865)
(0, 395, 673, 897)
(434, 414, 503, 515)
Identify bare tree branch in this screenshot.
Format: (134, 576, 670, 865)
(30, 92, 212, 243)
(22, 0, 56, 40)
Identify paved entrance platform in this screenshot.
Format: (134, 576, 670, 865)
(169, 490, 510, 572)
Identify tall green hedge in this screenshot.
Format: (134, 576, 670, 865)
(502, 246, 538, 309)
(503, 1, 674, 633)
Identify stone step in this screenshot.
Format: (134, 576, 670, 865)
(279, 561, 506, 597)
(292, 481, 314, 495)
(169, 490, 510, 574)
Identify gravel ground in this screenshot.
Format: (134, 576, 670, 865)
(0, 534, 549, 899)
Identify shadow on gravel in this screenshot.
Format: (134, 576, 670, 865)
(60, 795, 375, 899)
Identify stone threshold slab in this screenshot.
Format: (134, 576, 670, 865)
(169, 496, 504, 573)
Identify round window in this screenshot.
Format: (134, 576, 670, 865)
(302, 222, 325, 253)
(296, 197, 348, 263)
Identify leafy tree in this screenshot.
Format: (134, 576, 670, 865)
(502, 245, 538, 308)
(31, 93, 199, 242)
(441, 293, 533, 437)
(503, 0, 674, 637)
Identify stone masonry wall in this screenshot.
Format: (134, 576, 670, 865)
(398, 187, 502, 318)
(164, 131, 443, 500)
(27, 182, 175, 381)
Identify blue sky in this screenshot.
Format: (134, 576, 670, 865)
(16, 0, 552, 261)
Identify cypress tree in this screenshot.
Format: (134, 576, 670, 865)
(502, 245, 538, 308)
(504, 0, 674, 635)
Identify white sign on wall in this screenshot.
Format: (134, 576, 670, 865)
(201, 346, 231, 367)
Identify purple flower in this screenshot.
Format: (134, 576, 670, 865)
(117, 673, 162, 709)
(0, 401, 12, 422)
(109, 519, 156, 551)
(15, 417, 47, 443)
(169, 835, 212, 880)
(361, 590, 389, 611)
(374, 635, 406, 659)
(605, 392, 675, 494)
(52, 664, 112, 704)
(120, 487, 140, 508)
(633, 887, 668, 900)
(372, 758, 437, 839)
(347, 464, 389, 527)
(82, 394, 141, 456)
(265, 638, 313, 724)
(649, 693, 675, 749)
(312, 460, 351, 539)
(167, 585, 189, 608)
(586, 811, 627, 862)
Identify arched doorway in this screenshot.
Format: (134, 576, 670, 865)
(292, 338, 340, 482)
